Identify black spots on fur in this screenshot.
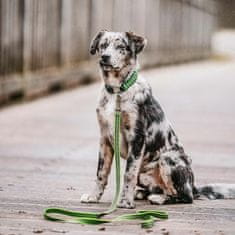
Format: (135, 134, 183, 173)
(96, 153, 104, 177)
(155, 131, 165, 150)
(143, 153, 160, 168)
(105, 84, 114, 94)
(119, 198, 132, 207)
(152, 186, 163, 194)
(126, 45, 133, 58)
(199, 186, 224, 199)
(99, 95, 108, 107)
(131, 118, 145, 158)
(171, 166, 187, 187)
(167, 131, 172, 145)
(167, 129, 180, 147)
(168, 130, 176, 145)
(119, 49, 126, 55)
(165, 157, 176, 166)
(152, 99, 165, 123)
(170, 144, 184, 153)
(126, 31, 146, 56)
(179, 154, 191, 165)
(115, 38, 127, 54)
(100, 40, 109, 50)
(126, 156, 134, 172)
(121, 38, 129, 48)
(193, 186, 200, 199)
(148, 153, 155, 162)
(124, 53, 133, 66)
(123, 37, 134, 59)
(171, 166, 194, 203)
(131, 133, 144, 158)
(90, 30, 106, 55)
(145, 131, 165, 153)
(142, 95, 165, 127)
(148, 130, 153, 136)
(180, 193, 193, 203)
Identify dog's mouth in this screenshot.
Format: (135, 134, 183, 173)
(99, 60, 120, 71)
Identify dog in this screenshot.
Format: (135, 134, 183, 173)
(80, 30, 235, 208)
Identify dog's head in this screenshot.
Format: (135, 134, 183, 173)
(90, 30, 147, 72)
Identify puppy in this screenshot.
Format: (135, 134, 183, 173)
(81, 30, 235, 208)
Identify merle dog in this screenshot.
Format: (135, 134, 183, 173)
(80, 30, 235, 208)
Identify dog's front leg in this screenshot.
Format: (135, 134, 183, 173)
(118, 132, 145, 209)
(80, 137, 113, 203)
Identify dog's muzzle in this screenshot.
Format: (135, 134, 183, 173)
(99, 58, 120, 71)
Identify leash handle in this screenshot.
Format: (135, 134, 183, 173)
(44, 208, 168, 228)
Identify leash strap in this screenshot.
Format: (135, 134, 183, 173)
(43, 71, 168, 228)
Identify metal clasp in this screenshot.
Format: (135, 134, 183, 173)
(115, 94, 121, 112)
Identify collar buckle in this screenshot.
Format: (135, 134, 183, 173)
(115, 94, 121, 112)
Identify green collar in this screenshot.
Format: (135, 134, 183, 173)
(105, 70, 138, 94)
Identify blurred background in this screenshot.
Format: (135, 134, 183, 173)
(0, 0, 234, 104)
(0, 1, 235, 234)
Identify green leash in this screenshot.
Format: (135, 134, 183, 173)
(43, 70, 168, 228)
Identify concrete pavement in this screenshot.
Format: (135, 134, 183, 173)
(0, 59, 235, 234)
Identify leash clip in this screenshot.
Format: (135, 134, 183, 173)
(115, 94, 121, 112)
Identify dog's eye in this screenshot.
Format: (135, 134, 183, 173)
(100, 43, 108, 49)
(116, 45, 126, 50)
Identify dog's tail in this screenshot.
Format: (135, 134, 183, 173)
(195, 184, 235, 200)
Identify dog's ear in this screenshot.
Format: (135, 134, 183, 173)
(90, 30, 106, 55)
(126, 32, 147, 55)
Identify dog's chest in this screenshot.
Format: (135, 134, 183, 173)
(98, 95, 137, 130)
(97, 95, 137, 157)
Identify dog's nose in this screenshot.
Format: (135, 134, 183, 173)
(101, 55, 110, 63)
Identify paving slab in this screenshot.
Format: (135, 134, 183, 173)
(0, 59, 235, 235)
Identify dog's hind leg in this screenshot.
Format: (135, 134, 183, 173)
(135, 171, 164, 200)
(148, 153, 194, 205)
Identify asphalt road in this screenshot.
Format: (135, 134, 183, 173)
(0, 59, 235, 235)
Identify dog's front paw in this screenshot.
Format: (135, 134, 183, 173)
(118, 198, 135, 209)
(80, 193, 99, 203)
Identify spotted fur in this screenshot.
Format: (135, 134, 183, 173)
(80, 31, 235, 208)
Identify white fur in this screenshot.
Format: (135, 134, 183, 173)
(80, 193, 99, 203)
(148, 194, 167, 205)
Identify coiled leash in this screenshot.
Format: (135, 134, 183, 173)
(43, 70, 168, 228)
